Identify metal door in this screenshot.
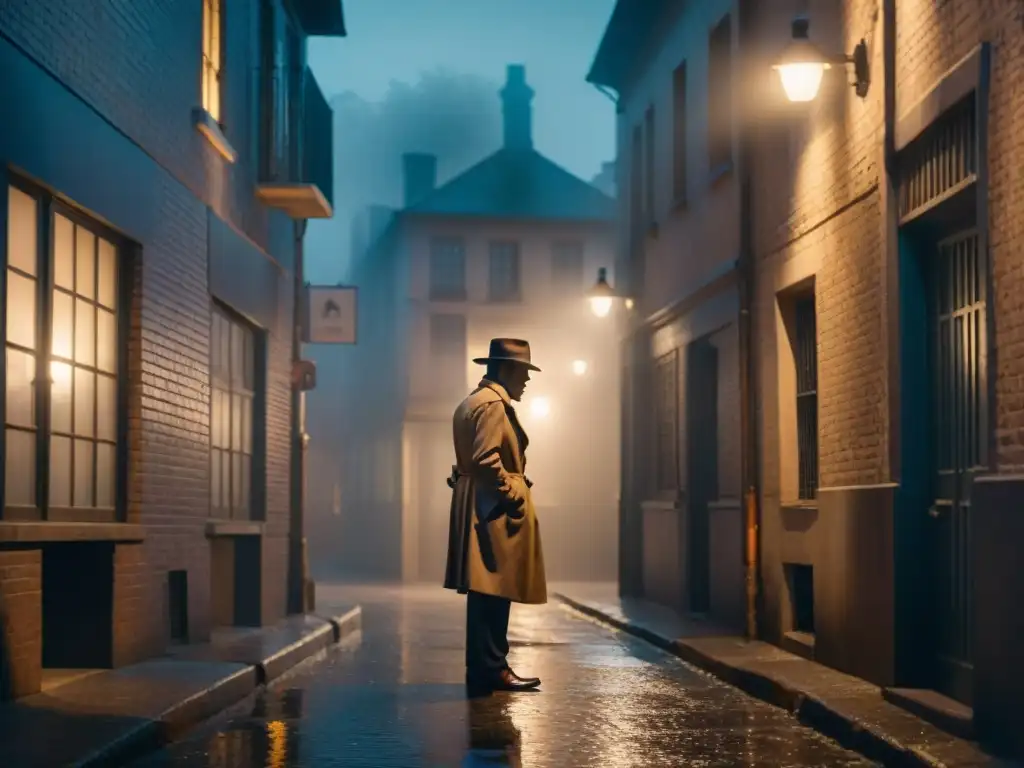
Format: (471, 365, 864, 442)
(686, 339, 718, 614)
(927, 229, 986, 704)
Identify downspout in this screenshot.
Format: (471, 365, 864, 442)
(737, 0, 761, 642)
(288, 217, 309, 615)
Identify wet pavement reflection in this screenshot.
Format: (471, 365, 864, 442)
(129, 585, 878, 767)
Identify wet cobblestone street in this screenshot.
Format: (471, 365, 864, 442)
(129, 584, 879, 767)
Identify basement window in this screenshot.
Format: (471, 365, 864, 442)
(787, 563, 815, 635)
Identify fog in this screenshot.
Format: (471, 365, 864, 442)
(302, 7, 620, 588)
(304, 68, 504, 285)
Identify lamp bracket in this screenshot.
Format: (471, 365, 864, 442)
(848, 39, 870, 98)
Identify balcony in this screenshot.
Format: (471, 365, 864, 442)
(256, 67, 335, 220)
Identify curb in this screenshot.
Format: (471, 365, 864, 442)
(72, 608, 362, 768)
(555, 593, 949, 768)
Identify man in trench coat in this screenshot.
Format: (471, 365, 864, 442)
(444, 337, 547, 692)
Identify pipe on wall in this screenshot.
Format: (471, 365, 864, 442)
(737, 0, 761, 642)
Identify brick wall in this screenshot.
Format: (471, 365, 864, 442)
(752, 0, 887, 492)
(893, 0, 1024, 472)
(0, 549, 41, 699)
(0, 0, 296, 641)
(112, 543, 155, 666)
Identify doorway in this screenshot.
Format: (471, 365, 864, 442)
(686, 338, 718, 614)
(924, 229, 986, 704)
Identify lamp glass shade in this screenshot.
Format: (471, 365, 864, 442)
(589, 296, 613, 317)
(776, 62, 827, 102)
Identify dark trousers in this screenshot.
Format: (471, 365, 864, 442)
(466, 590, 511, 675)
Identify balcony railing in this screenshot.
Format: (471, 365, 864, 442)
(256, 66, 334, 219)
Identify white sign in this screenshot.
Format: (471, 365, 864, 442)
(306, 285, 357, 344)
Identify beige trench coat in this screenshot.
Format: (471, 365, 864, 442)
(443, 379, 547, 604)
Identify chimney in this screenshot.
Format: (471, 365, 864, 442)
(402, 153, 437, 207)
(500, 64, 534, 151)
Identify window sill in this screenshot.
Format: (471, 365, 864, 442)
(487, 296, 522, 304)
(0, 521, 144, 543)
(708, 160, 733, 189)
(192, 107, 237, 164)
(206, 520, 265, 537)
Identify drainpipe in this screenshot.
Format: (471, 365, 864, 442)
(737, 0, 761, 642)
(288, 218, 309, 615)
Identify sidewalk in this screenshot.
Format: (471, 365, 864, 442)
(0, 606, 361, 768)
(553, 585, 1017, 768)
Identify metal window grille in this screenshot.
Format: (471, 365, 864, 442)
(654, 351, 679, 492)
(488, 242, 521, 301)
(429, 238, 466, 300)
(210, 307, 256, 520)
(794, 295, 818, 500)
(898, 96, 976, 222)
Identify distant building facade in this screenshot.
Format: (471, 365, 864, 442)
(0, 0, 343, 699)
(321, 65, 620, 583)
(592, 0, 1024, 755)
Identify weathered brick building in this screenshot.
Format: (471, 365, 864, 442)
(593, 0, 1024, 754)
(0, 0, 343, 699)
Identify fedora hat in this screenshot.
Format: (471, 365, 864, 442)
(472, 338, 541, 372)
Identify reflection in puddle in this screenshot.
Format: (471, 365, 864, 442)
(466, 695, 522, 767)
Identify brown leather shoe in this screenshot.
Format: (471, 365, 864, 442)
(494, 668, 540, 691)
(466, 667, 541, 692)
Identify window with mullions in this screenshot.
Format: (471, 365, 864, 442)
(4, 184, 122, 518)
(210, 307, 255, 519)
(794, 295, 819, 500)
(201, 0, 224, 122)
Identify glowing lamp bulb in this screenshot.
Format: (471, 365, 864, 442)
(572, 360, 588, 376)
(775, 62, 828, 102)
(589, 296, 613, 318)
(529, 397, 550, 419)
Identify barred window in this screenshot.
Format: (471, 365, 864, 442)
(654, 350, 679, 492)
(794, 295, 818, 500)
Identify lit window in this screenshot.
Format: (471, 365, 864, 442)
(210, 307, 256, 519)
(4, 185, 122, 515)
(202, 0, 224, 122)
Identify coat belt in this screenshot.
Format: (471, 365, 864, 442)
(447, 466, 532, 489)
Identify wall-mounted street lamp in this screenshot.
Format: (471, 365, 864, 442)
(587, 267, 632, 318)
(772, 17, 870, 103)
(572, 359, 589, 376)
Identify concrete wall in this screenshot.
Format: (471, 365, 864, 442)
(0, 0, 301, 695)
